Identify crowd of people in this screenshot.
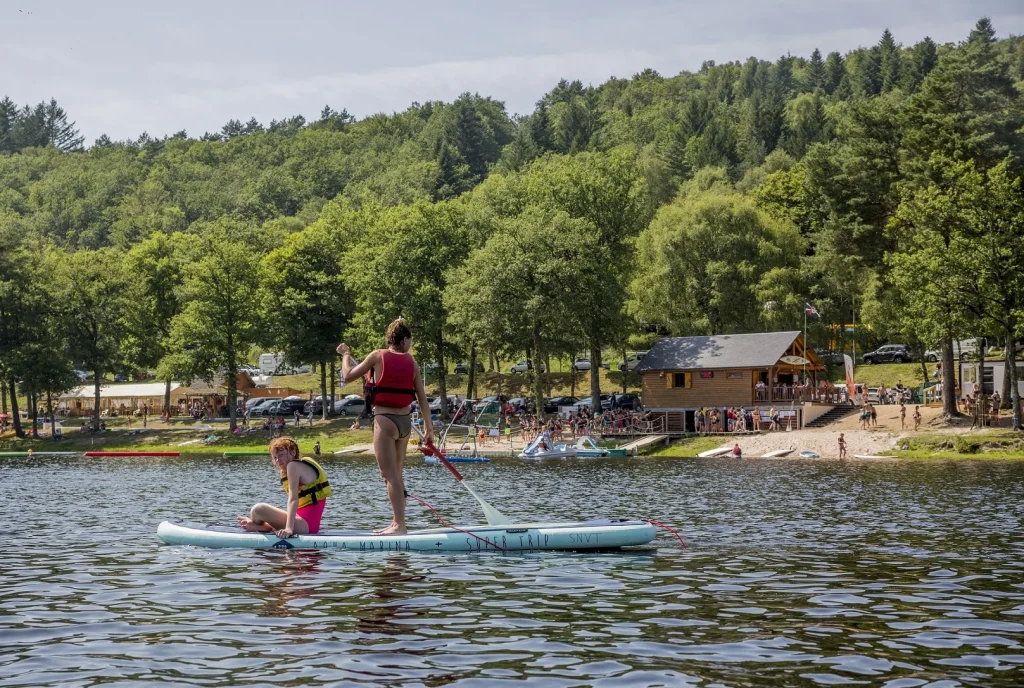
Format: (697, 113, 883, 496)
(696, 406, 790, 433)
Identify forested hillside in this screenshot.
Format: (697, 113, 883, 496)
(2, 18, 1023, 433)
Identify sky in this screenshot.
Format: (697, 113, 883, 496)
(4, 0, 1023, 143)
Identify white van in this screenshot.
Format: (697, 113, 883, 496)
(618, 351, 649, 371)
(258, 352, 311, 375)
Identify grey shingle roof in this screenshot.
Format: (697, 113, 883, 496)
(635, 331, 803, 372)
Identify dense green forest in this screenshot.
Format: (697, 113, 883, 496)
(2, 18, 1024, 435)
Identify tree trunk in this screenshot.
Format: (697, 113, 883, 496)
(9, 379, 23, 438)
(497, 368, 504, 429)
(1, 381, 7, 415)
(319, 357, 328, 420)
(93, 370, 102, 431)
(532, 323, 545, 416)
(917, 344, 928, 385)
(47, 389, 56, 440)
(329, 359, 336, 417)
(977, 337, 987, 427)
(1006, 325, 1021, 431)
(1001, 334, 1013, 409)
(589, 341, 602, 414)
(436, 333, 449, 422)
(621, 346, 628, 394)
(30, 389, 39, 439)
(226, 364, 238, 431)
(941, 336, 957, 417)
(164, 379, 172, 418)
(466, 344, 477, 400)
(488, 349, 495, 373)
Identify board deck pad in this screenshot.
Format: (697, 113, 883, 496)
(158, 519, 656, 552)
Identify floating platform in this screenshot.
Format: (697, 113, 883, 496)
(84, 451, 180, 457)
(425, 456, 490, 464)
(157, 519, 657, 552)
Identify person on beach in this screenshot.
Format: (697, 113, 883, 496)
(337, 319, 432, 536)
(838, 433, 846, 459)
(237, 437, 333, 538)
(870, 403, 878, 428)
(900, 403, 907, 429)
(913, 406, 922, 431)
(731, 443, 742, 459)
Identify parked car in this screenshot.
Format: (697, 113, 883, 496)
(544, 396, 578, 413)
(453, 361, 484, 375)
(509, 360, 545, 373)
(333, 397, 366, 416)
(74, 370, 91, 381)
(866, 387, 882, 404)
(862, 344, 912, 364)
(473, 395, 508, 413)
(924, 339, 982, 362)
(248, 397, 282, 414)
(113, 373, 130, 382)
(611, 393, 642, 410)
(571, 358, 610, 372)
(507, 397, 536, 413)
(617, 352, 649, 371)
(817, 351, 846, 365)
(303, 396, 338, 415)
(574, 394, 613, 411)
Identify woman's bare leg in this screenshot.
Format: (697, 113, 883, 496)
(373, 416, 407, 535)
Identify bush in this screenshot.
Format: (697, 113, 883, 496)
(954, 436, 981, 454)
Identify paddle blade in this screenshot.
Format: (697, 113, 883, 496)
(460, 480, 512, 526)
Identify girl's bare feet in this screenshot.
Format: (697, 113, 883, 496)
(375, 523, 408, 536)
(373, 520, 399, 535)
(237, 516, 270, 532)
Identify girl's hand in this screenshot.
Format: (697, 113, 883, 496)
(336, 343, 350, 357)
(275, 527, 294, 539)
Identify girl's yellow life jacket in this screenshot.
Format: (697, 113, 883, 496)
(280, 457, 333, 507)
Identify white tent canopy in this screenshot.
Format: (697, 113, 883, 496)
(60, 382, 179, 400)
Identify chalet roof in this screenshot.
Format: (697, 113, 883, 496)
(635, 331, 805, 372)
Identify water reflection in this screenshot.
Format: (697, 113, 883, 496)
(353, 554, 420, 636)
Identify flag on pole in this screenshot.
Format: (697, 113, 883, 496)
(804, 302, 820, 318)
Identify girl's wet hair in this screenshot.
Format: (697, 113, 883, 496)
(269, 437, 299, 462)
(386, 319, 412, 349)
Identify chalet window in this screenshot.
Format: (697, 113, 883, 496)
(727, 371, 743, 379)
(670, 372, 691, 388)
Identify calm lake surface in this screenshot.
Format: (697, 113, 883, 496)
(2, 454, 1023, 687)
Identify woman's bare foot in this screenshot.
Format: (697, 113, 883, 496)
(373, 520, 399, 535)
(375, 523, 408, 536)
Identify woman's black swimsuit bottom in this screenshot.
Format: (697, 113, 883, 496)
(376, 412, 412, 439)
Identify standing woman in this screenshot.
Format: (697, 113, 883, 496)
(337, 319, 432, 535)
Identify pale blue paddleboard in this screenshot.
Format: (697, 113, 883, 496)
(157, 519, 656, 552)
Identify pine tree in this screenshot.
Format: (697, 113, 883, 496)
(879, 29, 902, 92)
(221, 119, 244, 139)
(903, 37, 939, 91)
(42, 99, 84, 151)
(530, 101, 554, 152)
(823, 51, 845, 95)
(0, 96, 16, 153)
(853, 46, 882, 96)
(808, 48, 825, 90)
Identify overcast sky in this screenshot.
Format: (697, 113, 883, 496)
(4, 0, 1023, 142)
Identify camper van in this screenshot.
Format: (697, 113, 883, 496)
(257, 352, 311, 375)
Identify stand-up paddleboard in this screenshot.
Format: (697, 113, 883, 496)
(157, 519, 656, 552)
(799, 451, 820, 459)
(425, 456, 490, 464)
(760, 449, 794, 458)
(697, 445, 733, 458)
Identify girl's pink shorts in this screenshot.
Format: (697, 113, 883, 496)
(296, 499, 326, 534)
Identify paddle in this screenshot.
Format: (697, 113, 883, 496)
(413, 424, 512, 526)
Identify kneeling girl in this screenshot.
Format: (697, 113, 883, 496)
(237, 437, 333, 538)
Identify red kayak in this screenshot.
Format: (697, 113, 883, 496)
(83, 451, 180, 457)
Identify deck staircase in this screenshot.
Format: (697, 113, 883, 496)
(805, 405, 859, 428)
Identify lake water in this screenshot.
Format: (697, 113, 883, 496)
(2, 455, 1023, 686)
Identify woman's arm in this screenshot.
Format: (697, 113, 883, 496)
(337, 345, 380, 384)
(412, 362, 433, 444)
(278, 461, 302, 538)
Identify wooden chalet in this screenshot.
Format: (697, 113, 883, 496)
(636, 331, 833, 432)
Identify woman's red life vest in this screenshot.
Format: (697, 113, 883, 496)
(365, 350, 416, 408)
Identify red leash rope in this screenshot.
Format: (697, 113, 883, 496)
(407, 492, 507, 552)
(648, 519, 687, 548)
